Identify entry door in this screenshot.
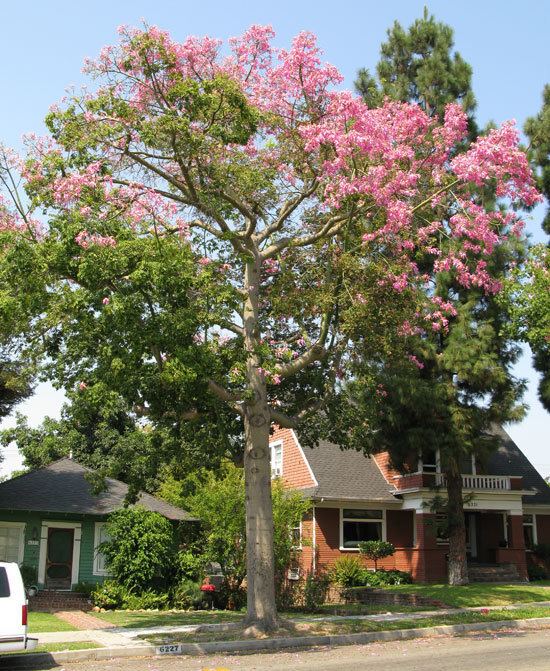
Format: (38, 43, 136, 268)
(46, 528, 74, 589)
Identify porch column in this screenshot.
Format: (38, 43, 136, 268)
(414, 513, 444, 582)
(505, 512, 528, 580)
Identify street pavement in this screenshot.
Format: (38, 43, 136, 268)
(36, 627, 550, 671)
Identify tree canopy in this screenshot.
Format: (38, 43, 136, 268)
(0, 24, 538, 629)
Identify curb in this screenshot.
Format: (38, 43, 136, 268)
(3, 616, 550, 668)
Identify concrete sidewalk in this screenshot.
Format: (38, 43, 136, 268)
(35, 600, 550, 646)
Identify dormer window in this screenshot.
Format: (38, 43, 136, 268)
(419, 448, 439, 473)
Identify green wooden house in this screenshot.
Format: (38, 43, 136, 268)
(0, 458, 194, 590)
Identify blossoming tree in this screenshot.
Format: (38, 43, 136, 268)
(0, 25, 539, 631)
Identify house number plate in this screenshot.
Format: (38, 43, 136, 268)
(156, 644, 184, 655)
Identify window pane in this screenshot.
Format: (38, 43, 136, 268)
(342, 521, 382, 548)
(343, 509, 383, 520)
(0, 526, 21, 563)
(523, 514, 533, 524)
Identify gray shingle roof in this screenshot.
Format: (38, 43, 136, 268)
(0, 458, 196, 520)
(298, 440, 397, 502)
(295, 428, 550, 506)
(487, 425, 550, 505)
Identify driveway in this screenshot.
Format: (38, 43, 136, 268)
(36, 627, 550, 671)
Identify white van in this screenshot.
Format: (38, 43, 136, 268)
(0, 562, 38, 653)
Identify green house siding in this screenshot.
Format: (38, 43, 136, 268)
(0, 510, 109, 588)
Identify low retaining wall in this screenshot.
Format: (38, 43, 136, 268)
(338, 587, 446, 608)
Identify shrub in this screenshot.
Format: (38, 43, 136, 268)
(171, 579, 204, 610)
(528, 564, 548, 581)
(177, 549, 205, 582)
(123, 590, 170, 610)
(91, 580, 128, 609)
(19, 564, 38, 588)
(330, 555, 367, 587)
(101, 507, 176, 591)
(302, 572, 330, 612)
(72, 581, 95, 597)
(358, 541, 395, 570)
(362, 569, 412, 586)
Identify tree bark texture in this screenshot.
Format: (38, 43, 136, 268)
(445, 469, 469, 585)
(242, 253, 278, 633)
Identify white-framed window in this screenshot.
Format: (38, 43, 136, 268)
(340, 509, 385, 550)
(270, 441, 283, 478)
(523, 514, 537, 549)
(291, 521, 302, 550)
(419, 448, 440, 473)
(0, 522, 25, 564)
(93, 522, 111, 576)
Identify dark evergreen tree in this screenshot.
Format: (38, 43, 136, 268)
(354, 11, 527, 584)
(523, 85, 550, 410)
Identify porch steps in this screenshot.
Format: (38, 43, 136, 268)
(28, 590, 92, 612)
(467, 562, 520, 583)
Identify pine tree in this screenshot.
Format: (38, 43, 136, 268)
(523, 85, 550, 410)
(354, 11, 526, 584)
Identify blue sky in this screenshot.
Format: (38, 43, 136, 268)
(0, 1, 548, 475)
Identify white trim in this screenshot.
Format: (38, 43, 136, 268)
(93, 522, 111, 576)
(502, 512, 509, 544)
(419, 448, 440, 474)
(339, 506, 386, 551)
(523, 512, 538, 547)
(0, 521, 25, 565)
(290, 520, 302, 551)
(523, 505, 550, 515)
(290, 429, 319, 487)
(38, 521, 81, 588)
(269, 440, 283, 478)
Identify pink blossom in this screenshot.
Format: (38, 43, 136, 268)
(102, 297, 110, 305)
(78, 381, 87, 391)
(198, 257, 211, 266)
(408, 355, 425, 370)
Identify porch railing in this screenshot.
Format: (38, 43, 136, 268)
(435, 473, 511, 490)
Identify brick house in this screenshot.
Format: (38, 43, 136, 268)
(271, 425, 550, 582)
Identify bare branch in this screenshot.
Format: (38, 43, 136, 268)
(207, 379, 245, 417)
(256, 180, 318, 243)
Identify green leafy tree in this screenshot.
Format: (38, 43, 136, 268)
(358, 540, 395, 571)
(0, 25, 536, 628)
(185, 461, 310, 591)
(354, 11, 527, 585)
(102, 506, 175, 591)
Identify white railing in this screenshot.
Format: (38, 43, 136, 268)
(435, 474, 511, 490)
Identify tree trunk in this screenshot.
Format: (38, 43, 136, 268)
(445, 469, 469, 585)
(242, 253, 278, 634)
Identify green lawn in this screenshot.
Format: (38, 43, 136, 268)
(383, 582, 550, 608)
(28, 612, 77, 633)
(145, 605, 550, 644)
(90, 608, 245, 628)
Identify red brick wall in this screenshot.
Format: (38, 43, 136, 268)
(270, 426, 316, 489)
(301, 506, 447, 582)
(372, 452, 401, 484)
(536, 514, 550, 544)
(387, 510, 414, 547)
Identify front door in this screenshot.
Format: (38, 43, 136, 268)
(46, 528, 74, 589)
